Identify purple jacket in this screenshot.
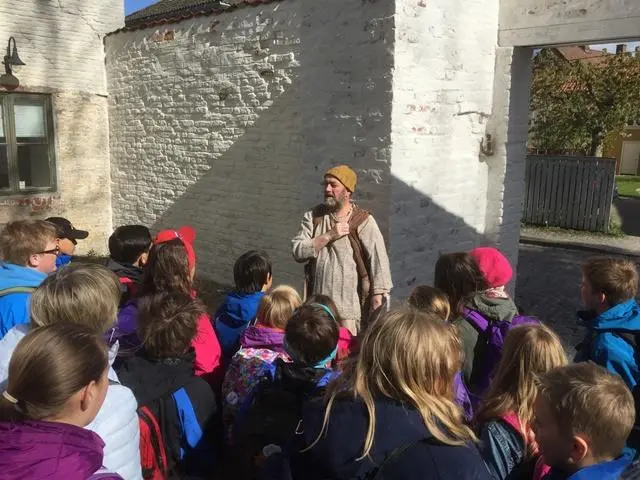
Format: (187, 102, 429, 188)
(240, 325, 286, 354)
(0, 420, 122, 479)
(105, 300, 142, 360)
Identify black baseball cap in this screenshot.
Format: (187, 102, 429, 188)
(45, 217, 89, 245)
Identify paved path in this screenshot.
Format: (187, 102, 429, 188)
(515, 244, 640, 355)
(614, 196, 640, 237)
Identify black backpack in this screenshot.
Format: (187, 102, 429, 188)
(232, 360, 334, 480)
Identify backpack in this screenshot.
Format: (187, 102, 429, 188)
(138, 386, 213, 479)
(232, 362, 336, 480)
(463, 309, 539, 399)
(304, 204, 372, 317)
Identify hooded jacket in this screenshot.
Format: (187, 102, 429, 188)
(574, 299, 640, 389)
(240, 324, 286, 353)
(289, 396, 490, 480)
(0, 263, 47, 339)
(452, 293, 519, 388)
(0, 324, 142, 480)
(117, 351, 216, 477)
(214, 291, 265, 358)
(0, 420, 122, 479)
(544, 449, 634, 480)
(104, 258, 143, 305)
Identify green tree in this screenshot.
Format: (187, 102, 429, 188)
(530, 48, 640, 156)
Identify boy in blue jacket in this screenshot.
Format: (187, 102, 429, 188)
(0, 220, 58, 338)
(574, 257, 640, 389)
(215, 250, 272, 360)
(535, 363, 635, 480)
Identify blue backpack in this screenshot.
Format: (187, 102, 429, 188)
(463, 309, 540, 401)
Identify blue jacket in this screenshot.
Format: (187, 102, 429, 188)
(544, 449, 634, 480)
(0, 263, 47, 339)
(214, 291, 264, 359)
(478, 419, 526, 480)
(574, 300, 640, 389)
(288, 397, 491, 480)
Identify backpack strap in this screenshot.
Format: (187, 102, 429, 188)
(463, 308, 490, 332)
(172, 387, 205, 459)
(138, 405, 168, 477)
(347, 206, 372, 313)
(368, 437, 433, 480)
(0, 286, 36, 297)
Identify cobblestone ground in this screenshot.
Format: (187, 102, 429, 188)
(515, 244, 640, 356)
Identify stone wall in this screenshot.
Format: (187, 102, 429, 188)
(0, 0, 123, 254)
(106, 0, 394, 287)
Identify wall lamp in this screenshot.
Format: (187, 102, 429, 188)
(1, 37, 25, 89)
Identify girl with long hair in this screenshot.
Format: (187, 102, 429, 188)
(291, 308, 490, 480)
(474, 324, 567, 480)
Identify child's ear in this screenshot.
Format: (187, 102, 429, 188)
(79, 380, 98, 412)
(263, 273, 273, 291)
(138, 251, 149, 267)
(568, 435, 589, 465)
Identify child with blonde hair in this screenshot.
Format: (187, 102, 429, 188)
(0, 323, 121, 479)
(290, 308, 489, 480)
(0, 263, 141, 479)
(475, 324, 567, 480)
(408, 285, 451, 320)
(222, 285, 302, 442)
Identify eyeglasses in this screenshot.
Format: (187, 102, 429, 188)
(36, 245, 60, 256)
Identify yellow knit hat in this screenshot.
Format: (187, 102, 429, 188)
(325, 165, 357, 192)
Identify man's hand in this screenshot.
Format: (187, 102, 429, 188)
(371, 294, 384, 311)
(329, 221, 350, 241)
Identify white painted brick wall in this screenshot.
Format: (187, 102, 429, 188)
(0, 1, 123, 255)
(389, 0, 501, 297)
(0, 0, 124, 95)
(106, 0, 394, 288)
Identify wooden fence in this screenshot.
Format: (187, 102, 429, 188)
(522, 155, 616, 232)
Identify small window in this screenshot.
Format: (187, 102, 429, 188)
(0, 94, 56, 194)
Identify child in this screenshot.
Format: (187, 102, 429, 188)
(435, 248, 528, 397)
(0, 220, 57, 338)
(45, 216, 89, 268)
(233, 303, 340, 478)
(288, 308, 489, 480)
(114, 226, 222, 385)
(105, 224, 152, 304)
(0, 323, 121, 479)
(0, 263, 142, 480)
(222, 285, 301, 443)
(215, 250, 273, 360)
(306, 293, 358, 364)
(117, 291, 217, 478)
(475, 324, 567, 480)
(408, 285, 451, 319)
(535, 363, 635, 480)
(574, 257, 640, 390)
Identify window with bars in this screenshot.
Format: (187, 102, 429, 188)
(0, 94, 56, 194)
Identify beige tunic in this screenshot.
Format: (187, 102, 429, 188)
(291, 207, 393, 334)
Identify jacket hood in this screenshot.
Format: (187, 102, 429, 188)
(0, 263, 47, 291)
(580, 300, 640, 332)
(216, 292, 264, 327)
(0, 420, 105, 479)
(240, 325, 285, 352)
(467, 293, 519, 322)
(104, 258, 143, 284)
(117, 351, 196, 405)
(301, 397, 431, 478)
(549, 448, 634, 480)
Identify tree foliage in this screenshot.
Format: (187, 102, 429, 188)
(529, 48, 640, 156)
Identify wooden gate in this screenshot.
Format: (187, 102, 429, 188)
(522, 155, 616, 232)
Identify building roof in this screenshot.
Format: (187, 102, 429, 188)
(554, 46, 609, 65)
(123, 0, 277, 30)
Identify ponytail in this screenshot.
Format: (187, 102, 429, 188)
(0, 323, 108, 422)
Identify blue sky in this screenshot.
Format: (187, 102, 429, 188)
(125, 0, 158, 15)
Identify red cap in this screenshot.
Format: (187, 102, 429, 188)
(470, 247, 513, 288)
(154, 226, 196, 270)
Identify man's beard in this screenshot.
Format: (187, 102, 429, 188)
(323, 195, 342, 212)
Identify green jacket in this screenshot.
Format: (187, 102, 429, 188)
(452, 293, 519, 390)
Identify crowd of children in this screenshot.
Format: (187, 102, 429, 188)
(0, 217, 638, 480)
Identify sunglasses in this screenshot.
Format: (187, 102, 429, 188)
(36, 245, 60, 256)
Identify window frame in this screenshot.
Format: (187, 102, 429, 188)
(0, 93, 57, 195)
